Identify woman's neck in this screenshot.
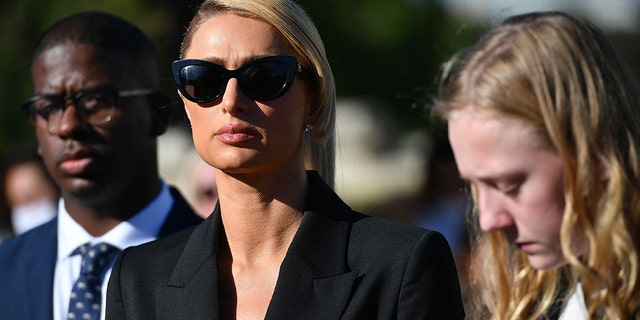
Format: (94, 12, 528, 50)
(216, 167, 307, 266)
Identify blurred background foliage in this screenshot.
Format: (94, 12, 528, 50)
(2, 0, 637, 157)
(0, 0, 481, 155)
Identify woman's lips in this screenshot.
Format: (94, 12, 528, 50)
(516, 241, 535, 252)
(215, 124, 257, 144)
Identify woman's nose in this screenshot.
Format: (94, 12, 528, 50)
(476, 188, 515, 232)
(220, 78, 249, 115)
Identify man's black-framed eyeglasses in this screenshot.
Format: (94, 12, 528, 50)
(172, 55, 308, 104)
(21, 86, 155, 126)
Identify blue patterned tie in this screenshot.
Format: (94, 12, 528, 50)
(67, 242, 120, 320)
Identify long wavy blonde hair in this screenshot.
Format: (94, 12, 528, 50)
(179, 0, 336, 186)
(439, 11, 640, 319)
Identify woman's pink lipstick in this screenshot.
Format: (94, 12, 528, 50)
(215, 124, 257, 144)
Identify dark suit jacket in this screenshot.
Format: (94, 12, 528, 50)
(107, 172, 465, 319)
(0, 187, 202, 320)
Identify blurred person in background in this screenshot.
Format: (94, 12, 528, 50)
(371, 132, 472, 306)
(0, 12, 202, 320)
(414, 135, 469, 263)
(0, 137, 59, 240)
(189, 156, 218, 218)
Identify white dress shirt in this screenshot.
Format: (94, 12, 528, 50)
(559, 282, 588, 319)
(53, 181, 173, 320)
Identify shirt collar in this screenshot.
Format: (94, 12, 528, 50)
(57, 180, 173, 261)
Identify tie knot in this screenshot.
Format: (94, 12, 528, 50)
(73, 242, 120, 276)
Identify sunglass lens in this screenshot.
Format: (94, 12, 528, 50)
(179, 65, 226, 103)
(242, 61, 291, 101)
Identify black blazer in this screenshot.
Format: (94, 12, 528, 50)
(107, 172, 465, 319)
(0, 187, 202, 320)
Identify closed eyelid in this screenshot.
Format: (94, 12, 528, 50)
(495, 176, 526, 195)
(496, 182, 520, 195)
(470, 175, 524, 193)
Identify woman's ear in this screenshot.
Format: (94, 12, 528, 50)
(149, 93, 174, 136)
(305, 97, 320, 125)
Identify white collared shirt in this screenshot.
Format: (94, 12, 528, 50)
(559, 282, 588, 319)
(53, 181, 173, 320)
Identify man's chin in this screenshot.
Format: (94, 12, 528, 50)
(62, 178, 107, 200)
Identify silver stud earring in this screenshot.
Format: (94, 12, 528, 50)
(304, 123, 313, 134)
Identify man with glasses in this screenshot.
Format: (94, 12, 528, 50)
(0, 12, 203, 320)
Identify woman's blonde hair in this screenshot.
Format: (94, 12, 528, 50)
(179, 0, 336, 186)
(439, 11, 640, 319)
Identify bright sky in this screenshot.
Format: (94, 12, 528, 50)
(441, 0, 639, 31)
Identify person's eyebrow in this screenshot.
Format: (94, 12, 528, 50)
(197, 55, 271, 69)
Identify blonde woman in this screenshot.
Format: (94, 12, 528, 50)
(440, 11, 640, 319)
(106, 0, 465, 318)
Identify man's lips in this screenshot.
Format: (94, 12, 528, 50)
(215, 124, 258, 144)
(60, 158, 93, 175)
(58, 150, 96, 175)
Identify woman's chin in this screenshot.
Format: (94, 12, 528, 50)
(526, 253, 567, 270)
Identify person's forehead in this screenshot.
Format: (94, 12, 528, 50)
(32, 43, 138, 89)
(185, 12, 293, 62)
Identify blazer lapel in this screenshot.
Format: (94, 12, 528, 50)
(156, 207, 221, 320)
(156, 172, 360, 319)
(266, 172, 359, 319)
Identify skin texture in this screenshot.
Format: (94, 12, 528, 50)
(31, 43, 163, 234)
(448, 108, 567, 270)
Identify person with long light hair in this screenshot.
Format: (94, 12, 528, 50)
(439, 11, 640, 319)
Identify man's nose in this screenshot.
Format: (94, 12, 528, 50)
(49, 104, 85, 137)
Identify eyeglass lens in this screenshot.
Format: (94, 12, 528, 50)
(174, 56, 299, 104)
(27, 92, 116, 133)
(22, 88, 154, 133)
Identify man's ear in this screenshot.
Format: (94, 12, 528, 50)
(149, 93, 175, 136)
